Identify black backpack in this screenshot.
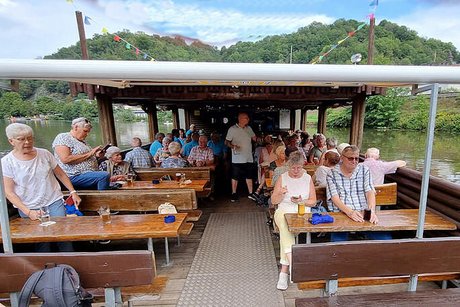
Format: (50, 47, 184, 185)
(18, 264, 93, 307)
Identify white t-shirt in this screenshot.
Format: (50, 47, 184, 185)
(225, 124, 255, 163)
(1, 148, 63, 210)
(314, 165, 331, 187)
(277, 171, 312, 213)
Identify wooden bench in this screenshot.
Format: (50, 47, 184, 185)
(135, 167, 212, 197)
(292, 237, 460, 305)
(72, 189, 202, 222)
(269, 183, 397, 233)
(0, 251, 155, 307)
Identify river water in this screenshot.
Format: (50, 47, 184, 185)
(0, 120, 459, 184)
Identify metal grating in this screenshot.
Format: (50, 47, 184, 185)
(177, 212, 284, 307)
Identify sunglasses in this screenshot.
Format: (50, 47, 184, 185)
(343, 155, 360, 162)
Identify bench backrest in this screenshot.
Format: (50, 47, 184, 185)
(292, 237, 460, 283)
(76, 189, 198, 211)
(315, 182, 397, 206)
(136, 167, 211, 181)
(0, 251, 155, 293)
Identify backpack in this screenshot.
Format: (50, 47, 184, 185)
(18, 263, 93, 307)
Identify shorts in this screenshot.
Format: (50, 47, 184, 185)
(231, 163, 254, 180)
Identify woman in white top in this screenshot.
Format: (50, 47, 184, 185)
(271, 151, 316, 290)
(1, 123, 81, 252)
(314, 151, 340, 187)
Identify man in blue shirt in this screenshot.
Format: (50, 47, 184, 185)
(149, 132, 165, 157)
(182, 132, 199, 158)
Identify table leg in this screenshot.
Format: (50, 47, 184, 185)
(306, 232, 311, 244)
(148, 238, 153, 251)
(164, 237, 170, 266)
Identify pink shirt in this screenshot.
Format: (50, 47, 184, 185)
(362, 158, 400, 185)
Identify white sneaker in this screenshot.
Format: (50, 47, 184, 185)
(276, 272, 289, 290)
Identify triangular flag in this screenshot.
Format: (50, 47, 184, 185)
(369, 0, 378, 6)
(330, 44, 338, 49)
(66, 0, 74, 3)
(348, 31, 356, 37)
(84, 16, 92, 25)
(367, 13, 375, 19)
(125, 43, 131, 49)
(357, 23, 366, 30)
(318, 55, 324, 61)
(114, 35, 121, 42)
(135, 48, 139, 55)
(337, 38, 346, 45)
(143, 53, 148, 59)
(150, 58, 155, 61)
(102, 27, 109, 34)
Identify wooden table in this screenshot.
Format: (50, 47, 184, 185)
(121, 180, 208, 192)
(285, 209, 457, 243)
(1, 213, 188, 265)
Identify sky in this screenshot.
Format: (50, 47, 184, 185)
(1, 0, 459, 59)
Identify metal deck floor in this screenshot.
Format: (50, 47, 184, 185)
(177, 212, 285, 307)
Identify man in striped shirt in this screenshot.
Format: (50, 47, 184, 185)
(326, 145, 391, 241)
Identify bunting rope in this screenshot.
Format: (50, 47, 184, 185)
(66, 0, 156, 61)
(310, 0, 379, 64)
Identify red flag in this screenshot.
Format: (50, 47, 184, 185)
(114, 35, 121, 42)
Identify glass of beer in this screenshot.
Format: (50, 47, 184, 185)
(175, 173, 182, 182)
(98, 206, 111, 224)
(126, 173, 135, 187)
(298, 202, 306, 216)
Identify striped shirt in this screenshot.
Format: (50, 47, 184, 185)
(326, 164, 374, 212)
(124, 147, 153, 168)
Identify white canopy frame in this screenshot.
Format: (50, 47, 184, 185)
(0, 60, 459, 303)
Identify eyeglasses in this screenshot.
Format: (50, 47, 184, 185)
(343, 155, 360, 162)
(14, 136, 34, 142)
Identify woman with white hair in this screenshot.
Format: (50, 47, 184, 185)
(52, 117, 110, 190)
(2, 123, 81, 252)
(161, 142, 188, 168)
(99, 146, 135, 182)
(271, 151, 316, 290)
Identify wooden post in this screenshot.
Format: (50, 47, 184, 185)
(349, 94, 366, 148)
(142, 104, 158, 142)
(367, 16, 375, 65)
(10, 80, 19, 92)
(75, 11, 94, 100)
(171, 107, 179, 129)
(96, 95, 117, 146)
(290, 109, 296, 130)
(300, 108, 306, 131)
(317, 106, 327, 135)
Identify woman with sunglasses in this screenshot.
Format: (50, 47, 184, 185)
(52, 117, 110, 190)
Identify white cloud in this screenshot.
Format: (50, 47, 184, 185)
(393, 4, 460, 50)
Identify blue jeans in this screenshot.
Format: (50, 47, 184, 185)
(19, 198, 74, 252)
(70, 171, 110, 190)
(331, 231, 392, 242)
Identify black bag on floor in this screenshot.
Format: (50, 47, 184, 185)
(18, 263, 93, 307)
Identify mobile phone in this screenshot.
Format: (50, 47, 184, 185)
(101, 143, 112, 152)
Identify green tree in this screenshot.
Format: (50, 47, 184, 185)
(364, 88, 406, 128)
(0, 92, 34, 118)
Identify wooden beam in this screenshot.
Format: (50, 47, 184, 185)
(96, 95, 117, 145)
(171, 107, 179, 129)
(317, 105, 327, 135)
(349, 94, 366, 148)
(10, 79, 19, 92)
(75, 11, 94, 100)
(290, 109, 296, 130)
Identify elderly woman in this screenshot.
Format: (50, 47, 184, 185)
(271, 151, 316, 290)
(314, 151, 340, 187)
(99, 146, 135, 182)
(308, 133, 326, 165)
(52, 117, 110, 190)
(2, 123, 81, 252)
(161, 142, 188, 168)
(153, 136, 172, 166)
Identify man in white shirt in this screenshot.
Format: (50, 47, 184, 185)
(225, 112, 257, 202)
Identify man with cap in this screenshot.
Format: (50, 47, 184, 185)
(52, 117, 110, 190)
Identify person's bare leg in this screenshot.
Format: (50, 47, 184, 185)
(231, 179, 238, 194)
(245, 179, 253, 194)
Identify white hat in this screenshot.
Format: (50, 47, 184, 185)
(337, 143, 351, 155)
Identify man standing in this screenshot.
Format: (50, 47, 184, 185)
(326, 145, 391, 241)
(225, 112, 257, 202)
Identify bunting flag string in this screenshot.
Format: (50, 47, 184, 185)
(65, 0, 156, 61)
(310, 0, 379, 64)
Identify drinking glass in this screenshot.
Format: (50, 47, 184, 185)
(39, 206, 56, 226)
(98, 206, 112, 224)
(126, 173, 135, 187)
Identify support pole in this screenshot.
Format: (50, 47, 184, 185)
(96, 95, 117, 146)
(349, 94, 366, 148)
(317, 106, 327, 135)
(75, 11, 94, 99)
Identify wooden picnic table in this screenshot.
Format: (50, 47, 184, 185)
(1, 213, 189, 265)
(120, 179, 209, 192)
(285, 209, 456, 243)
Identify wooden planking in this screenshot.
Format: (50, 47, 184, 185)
(120, 180, 208, 192)
(2, 214, 188, 243)
(292, 237, 460, 282)
(0, 251, 154, 293)
(76, 189, 198, 211)
(297, 273, 460, 289)
(136, 167, 211, 181)
(285, 209, 457, 233)
(295, 288, 460, 307)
